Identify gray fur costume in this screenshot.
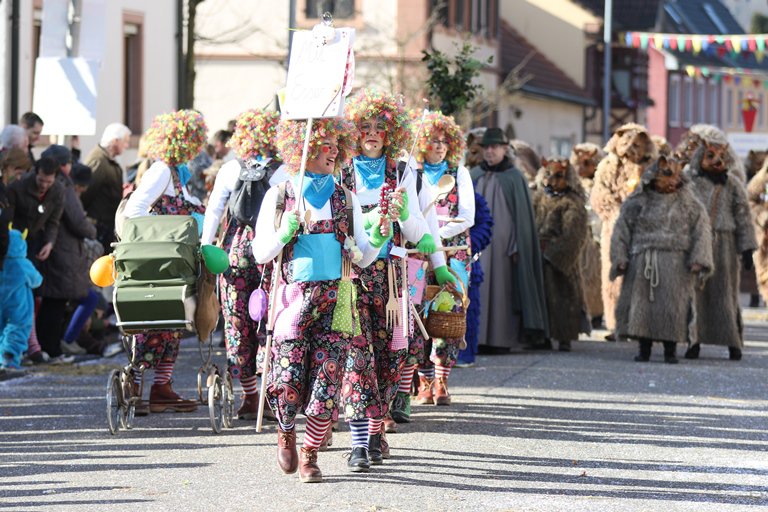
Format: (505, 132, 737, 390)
(689, 146, 757, 348)
(533, 165, 589, 342)
(611, 163, 713, 343)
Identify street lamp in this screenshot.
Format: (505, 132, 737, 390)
(603, 0, 613, 143)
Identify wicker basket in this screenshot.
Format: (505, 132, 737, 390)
(423, 268, 467, 339)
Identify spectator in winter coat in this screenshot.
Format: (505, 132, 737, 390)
(81, 123, 131, 251)
(0, 148, 31, 270)
(7, 157, 64, 262)
(35, 148, 97, 358)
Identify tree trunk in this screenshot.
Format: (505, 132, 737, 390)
(184, 0, 203, 109)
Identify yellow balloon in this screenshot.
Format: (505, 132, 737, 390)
(90, 255, 115, 287)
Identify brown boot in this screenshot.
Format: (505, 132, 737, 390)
(277, 427, 299, 474)
(236, 393, 259, 420)
(149, 382, 197, 413)
(380, 431, 391, 459)
(433, 376, 451, 406)
(318, 428, 333, 452)
(414, 376, 434, 405)
(383, 414, 397, 433)
(298, 447, 323, 483)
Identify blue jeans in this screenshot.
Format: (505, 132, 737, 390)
(63, 289, 100, 344)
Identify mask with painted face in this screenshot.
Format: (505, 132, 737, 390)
(541, 157, 570, 196)
(616, 130, 653, 165)
(675, 132, 704, 166)
(700, 142, 729, 175)
(653, 155, 683, 194)
(574, 148, 599, 179)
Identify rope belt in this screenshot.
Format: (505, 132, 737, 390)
(643, 249, 660, 302)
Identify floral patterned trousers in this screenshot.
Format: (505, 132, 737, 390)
(219, 224, 264, 380)
(266, 280, 346, 424)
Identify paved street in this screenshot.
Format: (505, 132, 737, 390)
(2, 315, 768, 512)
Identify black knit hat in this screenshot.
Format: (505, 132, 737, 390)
(41, 144, 72, 166)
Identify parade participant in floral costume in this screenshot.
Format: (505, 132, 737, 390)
(253, 117, 389, 482)
(404, 111, 469, 414)
(686, 128, 756, 361)
(341, 89, 432, 465)
(123, 109, 207, 414)
(201, 108, 280, 420)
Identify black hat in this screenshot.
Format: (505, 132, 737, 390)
(41, 144, 72, 166)
(479, 127, 509, 147)
(70, 163, 92, 186)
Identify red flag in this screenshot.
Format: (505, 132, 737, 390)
(743, 108, 757, 132)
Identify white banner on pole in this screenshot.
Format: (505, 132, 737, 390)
(727, 131, 768, 158)
(282, 27, 355, 120)
(32, 57, 100, 135)
(79, 0, 107, 61)
(40, 0, 69, 58)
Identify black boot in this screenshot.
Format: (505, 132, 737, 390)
(663, 341, 678, 364)
(684, 343, 700, 360)
(634, 339, 651, 362)
(368, 434, 383, 465)
(728, 347, 742, 361)
(346, 447, 370, 472)
(749, 294, 760, 308)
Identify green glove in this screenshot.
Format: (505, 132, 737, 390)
(369, 223, 392, 248)
(417, 233, 436, 254)
(278, 212, 299, 244)
(363, 208, 380, 230)
(397, 191, 409, 221)
(434, 265, 457, 286)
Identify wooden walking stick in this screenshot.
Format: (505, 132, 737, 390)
(256, 118, 314, 432)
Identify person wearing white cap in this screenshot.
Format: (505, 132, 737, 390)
(81, 123, 131, 250)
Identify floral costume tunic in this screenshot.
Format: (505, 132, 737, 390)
(216, 161, 281, 380)
(134, 168, 206, 369)
(266, 182, 353, 424)
(218, 221, 264, 380)
(410, 167, 472, 369)
(341, 160, 409, 420)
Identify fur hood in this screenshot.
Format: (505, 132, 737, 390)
(637, 156, 691, 191)
(603, 123, 655, 161)
(688, 124, 746, 182)
(534, 159, 585, 198)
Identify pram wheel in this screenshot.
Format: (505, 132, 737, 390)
(120, 370, 135, 430)
(106, 370, 124, 435)
(222, 371, 235, 429)
(208, 374, 225, 434)
(197, 368, 207, 404)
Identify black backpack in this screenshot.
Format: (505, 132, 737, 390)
(228, 157, 277, 226)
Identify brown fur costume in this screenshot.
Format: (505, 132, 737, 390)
(746, 160, 768, 303)
(745, 149, 766, 181)
(511, 139, 540, 184)
(590, 123, 656, 330)
(611, 157, 713, 343)
(571, 142, 604, 319)
(689, 144, 757, 348)
(533, 159, 588, 341)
